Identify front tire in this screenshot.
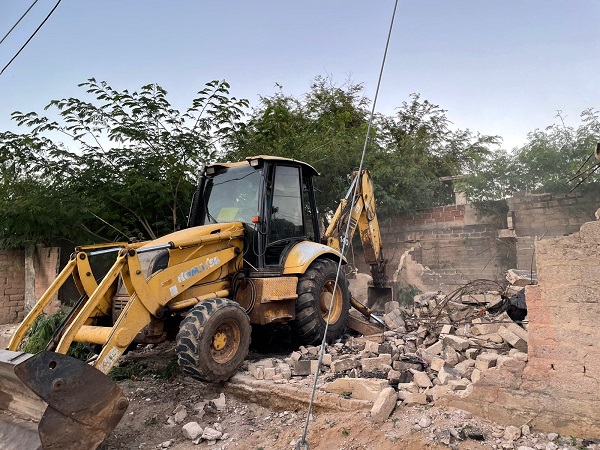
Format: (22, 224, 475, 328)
(176, 298, 251, 382)
(291, 258, 350, 345)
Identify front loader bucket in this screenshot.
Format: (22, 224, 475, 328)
(0, 350, 129, 450)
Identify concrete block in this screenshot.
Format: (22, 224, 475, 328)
(371, 387, 397, 423)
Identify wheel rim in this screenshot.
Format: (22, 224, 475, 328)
(211, 318, 241, 364)
(319, 280, 343, 324)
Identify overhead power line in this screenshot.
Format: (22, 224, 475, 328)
(0, 0, 63, 76)
(0, 0, 41, 47)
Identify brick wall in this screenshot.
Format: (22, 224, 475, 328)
(508, 192, 599, 271)
(449, 219, 600, 435)
(353, 192, 597, 293)
(0, 246, 60, 324)
(354, 204, 512, 291)
(0, 249, 26, 325)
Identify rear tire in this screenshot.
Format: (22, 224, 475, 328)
(291, 258, 350, 346)
(176, 298, 250, 382)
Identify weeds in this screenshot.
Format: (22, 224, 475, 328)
(341, 428, 349, 437)
(20, 308, 91, 360)
(109, 361, 148, 381)
(144, 416, 158, 427)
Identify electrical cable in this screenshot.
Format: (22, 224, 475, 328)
(296, 1, 399, 448)
(0, 0, 62, 76)
(0, 0, 40, 47)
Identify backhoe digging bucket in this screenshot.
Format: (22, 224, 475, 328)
(366, 282, 393, 313)
(0, 350, 128, 450)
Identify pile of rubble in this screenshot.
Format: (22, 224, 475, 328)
(243, 270, 535, 425)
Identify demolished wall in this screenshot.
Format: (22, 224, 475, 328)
(354, 203, 511, 292)
(449, 219, 600, 436)
(506, 191, 599, 271)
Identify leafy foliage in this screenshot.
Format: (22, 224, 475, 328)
(20, 309, 91, 360)
(1, 79, 248, 248)
(465, 109, 600, 201)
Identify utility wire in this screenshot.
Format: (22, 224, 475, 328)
(0, 0, 41, 47)
(0, 0, 62, 76)
(296, 1, 399, 448)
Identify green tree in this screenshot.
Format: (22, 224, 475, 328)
(227, 76, 372, 216)
(465, 109, 600, 202)
(368, 94, 498, 216)
(2, 79, 248, 246)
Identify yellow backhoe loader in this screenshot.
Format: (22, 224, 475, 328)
(0, 156, 389, 449)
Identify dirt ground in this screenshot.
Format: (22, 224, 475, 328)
(98, 344, 520, 450)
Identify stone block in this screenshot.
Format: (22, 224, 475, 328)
(440, 324, 453, 335)
(293, 360, 312, 376)
(498, 326, 528, 352)
(387, 369, 402, 383)
(470, 368, 481, 383)
(454, 359, 476, 377)
(182, 422, 203, 440)
(475, 353, 497, 370)
(396, 382, 418, 393)
(371, 387, 397, 423)
(321, 353, 332, 366)
(465, 348, 479, 360)
(384, 301, 400, 314)
(310, 360, 319, 374)
(323, 377, 388, 402)
(361, 354, 392, 372)
(443, 335, 471, 351)
(505, 322, 529, 342)
(438, 366, 461, 385)
(263, 367, 276, 380)
(425, 340, 443, 355)
(403, 392, 428, 406)
(411, 370, 433, 388)
(430, 357, 445, 372)
(442, 346, 459, 367)
(364, 340, 380, 354)
(330, 358, 357, 373)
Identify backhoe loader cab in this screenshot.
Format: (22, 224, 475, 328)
(190, 156, 322, 269)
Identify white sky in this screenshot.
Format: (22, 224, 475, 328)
(0, 1, 599, 150)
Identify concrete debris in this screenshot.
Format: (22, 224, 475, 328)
(370, 387, 397, 423)
(182, 422, 203, 440)
(236, 272, 532, 427)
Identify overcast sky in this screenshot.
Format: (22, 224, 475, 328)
(0, 1, 598, 150)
